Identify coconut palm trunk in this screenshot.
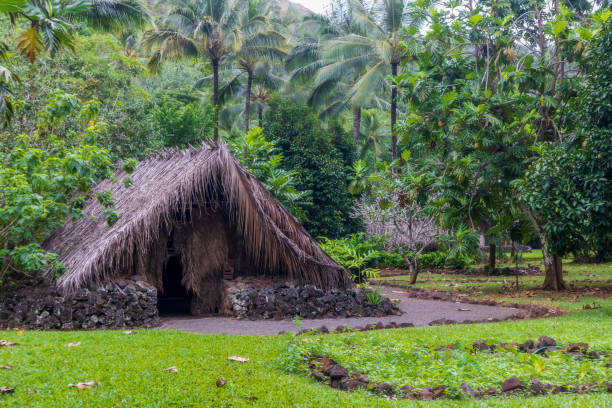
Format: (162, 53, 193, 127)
(212, 58, 220, 141)
(244, 70, 253, 133)
(352, 105, 361, 154)
(391, 61, 398, 160)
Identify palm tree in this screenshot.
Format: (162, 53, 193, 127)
(229, 0, 286, 132)
(325, 0, 410, 159)
(3, 0, 150, 64)
(144, 0, 248, 141)
(210, 62, 285, 135)
(359, 109, 390, 161)
(287, 13, 364, 149)
(192, 1, 286, 134)
(251, 85, 271, 126)
(287, 4, 389, 154)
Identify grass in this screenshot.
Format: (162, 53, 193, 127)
(1, 314, 611, 407)
(377, 251, 612, 312)
(1, 252, 610, 407)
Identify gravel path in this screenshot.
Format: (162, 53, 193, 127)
(161, 287, 521, 335)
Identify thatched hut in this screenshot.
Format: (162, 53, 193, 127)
(44, 143, 352, 316)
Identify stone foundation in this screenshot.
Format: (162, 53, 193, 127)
(225, 278, 399, 320)
(0, 277, 159, 330)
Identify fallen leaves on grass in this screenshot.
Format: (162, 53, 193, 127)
(0, 387, 14, 394)
(68, 381, 98, 389)
(216, 378, 226, 387)
(0, 365, 11, 370)
(228, 356, 249, 363)
(164, 366, 178, 373)
(582, 303, 602, 310)
(66, 342, 81, 347)
(0, 340, 17, 347)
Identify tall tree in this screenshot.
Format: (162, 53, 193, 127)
(324, 0, 411, 159)
(398, 0, 608, 290)
(0, 40, 18, 128)
(195, 0, 287, 134)
(144, 0, 248, 141)
(287, 5, 388, 154)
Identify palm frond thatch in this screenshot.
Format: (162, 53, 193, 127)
(44, 143, 351, 293)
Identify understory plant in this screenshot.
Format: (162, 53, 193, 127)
(231, 126, 311, 222)
(0, 90, 132, 287)
(318, 234, 381, 283)
(439, 225, 480, 269)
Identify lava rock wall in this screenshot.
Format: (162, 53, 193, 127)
(0, 278, 159, 330)
(225, 278, 399, 320)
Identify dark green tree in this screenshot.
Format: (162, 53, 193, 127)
(263, 96, 359, 237)
(520, 20, 612, 263)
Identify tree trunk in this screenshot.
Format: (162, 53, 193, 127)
(520, 202, 567, 290)
(212, 58, 220, 142)
(489, 243, 496, 272)
(352, 105, 361, 156)
(258, 105, 263, 127)
(244, 70, 253, 134)
(409, 258, 419, 284)
(542, 254, 567, 291)
(391, 61, 398, 160)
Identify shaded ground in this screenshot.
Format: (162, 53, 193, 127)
(161, 287, 520, 335)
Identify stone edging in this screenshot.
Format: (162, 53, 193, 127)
(306, 336, 612, 400)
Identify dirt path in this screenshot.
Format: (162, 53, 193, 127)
(161, 287, 521, 335)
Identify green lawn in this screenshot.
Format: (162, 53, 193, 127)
(378, 251, 612, 312)
(1, 253, 611, 407)
(1, 313, 611, 407)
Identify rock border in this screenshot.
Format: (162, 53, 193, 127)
(306, 337, 612, 401)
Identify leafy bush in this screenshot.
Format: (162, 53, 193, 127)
(318, 234, 381, 283)
(364, 288, 383, 305)
(263, 96, 359, 238)
(439, 226, 480, 270)
(151, 96, 214, 147)
(0, 134, 116, 285)
(419, 251, 446, 269)
(319, 233, 456, 272)
(230, 127, 311, 221)
(0, 91, 132, 287)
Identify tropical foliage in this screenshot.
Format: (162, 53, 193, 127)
(0, 93, 131, 285)
(0, 0, 610, 291)
(231, 126, 310, 220)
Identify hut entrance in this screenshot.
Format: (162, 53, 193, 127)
(157, 254, 193, 315)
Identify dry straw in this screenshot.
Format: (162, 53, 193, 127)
(44, 143, 351, 293)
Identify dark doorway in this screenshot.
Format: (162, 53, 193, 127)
(157, 254, 193, 315)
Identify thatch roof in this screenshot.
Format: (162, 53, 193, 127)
(44, 143, 351, 292)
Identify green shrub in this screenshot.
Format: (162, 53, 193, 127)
(230, 127, 310, 221)
(364, 288, 383, 305)
(0, 91, 133, 287)
(318, 234, 381, 283)
(151, 96, 214, 147)
(419, 251, 446, 268)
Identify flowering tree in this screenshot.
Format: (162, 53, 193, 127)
(351, 156, 438, 284)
